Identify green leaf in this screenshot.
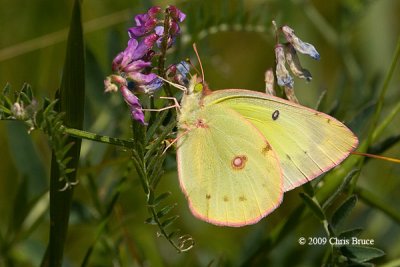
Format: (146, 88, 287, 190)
(156, 203, 178, 219)
(331, 195, 358, 230)
(322, 169, 359, 210)
(0, 105, 11, 115)
(147, 149, 164, 173)
(9, 175, 29, 234)
(299, 193, 325, 221)
(144, 217, 158, 225)
(19, 90, 32, 104)
(167, 229, 181, 239)
(144, 119, 176, 161)
(149, 154, 167, 188)
(341, 245, 385, 263)
(1, 84, 14, 109)
(153, 192, 172, 207)
(161, 215, 180, 228)
(302, 182, 315, 197)
(338, 228, 363, 240)
(2, 82, 11, 95)
(6, 122, 47, 196)
(145, 110, 169, 142)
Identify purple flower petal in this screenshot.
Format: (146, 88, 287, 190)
(156, 36, 174, 49)
(134, 13, 149, 27)
(148, 6, 161, 18)
(130, 105, 146, 125)
(119, 39, 139, 67)
(167, 6, 186, 22)
(169, 21, 180, 35)
(120, 85, 141, 107)
(128, 27, 147, 38)
(124, 60, 152, 72)
(130, 34, 158, 61)
(127, 72, 158, 84)
(128, 18, 157, 38)
(137, 77, 164, 94)
(112, 51, 124, 71)
(142, 50, 155, 62)
(155, 26, 164, 36)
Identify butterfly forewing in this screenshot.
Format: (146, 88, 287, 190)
(203, 89, 358, 192)
(177, 104, 283, 226)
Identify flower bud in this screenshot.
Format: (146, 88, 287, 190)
(11, 102, 26, 120)
(167, 6, 186, 22)
(275, 44, 294, 88)
(104, 76, 118, 93)
(264, 68, 275, 95)
(284, 44, 312, 81)
(281, 25, 320, 60)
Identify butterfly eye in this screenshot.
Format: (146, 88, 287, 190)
(194, 83, 203, 93)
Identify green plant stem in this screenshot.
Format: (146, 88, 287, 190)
(157, 9, 172, 97)
(355, 186, 400, 224)
(369, 37, 400, 134)
(63, 127, 133, 148)
(349, 36, 400, 192)
(372, 100, 400, 142)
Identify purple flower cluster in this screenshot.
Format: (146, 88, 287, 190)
(104, 6, 186, 125)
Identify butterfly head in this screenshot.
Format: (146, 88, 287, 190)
(187, 74, 210, 97)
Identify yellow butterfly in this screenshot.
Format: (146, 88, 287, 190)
(176, 75, 358, 227)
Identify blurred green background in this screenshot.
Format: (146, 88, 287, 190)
(0, 0, 399, 266)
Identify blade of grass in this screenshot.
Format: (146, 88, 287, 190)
(40, 0, 85, 266)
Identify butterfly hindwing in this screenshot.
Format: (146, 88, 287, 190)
(203, 89, 358, 191)
(177, 104, 283, 226)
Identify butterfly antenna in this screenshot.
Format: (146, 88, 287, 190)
(193, 43, 205, 83)
(185, 58, 200, 78)
(351, 151, 400, 164)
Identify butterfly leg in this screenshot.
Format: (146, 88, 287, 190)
(140, 96, 181, 112)
(162, 128, 190, 154)
(157, 75, 188, 92)
(284, 86, 299, 103)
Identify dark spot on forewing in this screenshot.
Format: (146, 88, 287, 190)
(272, 110, 280, 120)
